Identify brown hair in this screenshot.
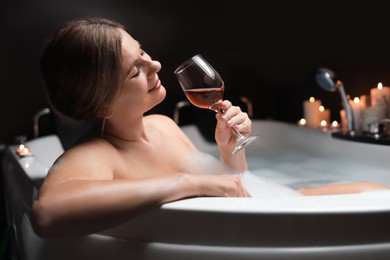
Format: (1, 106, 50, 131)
(41, 17, 125, 122)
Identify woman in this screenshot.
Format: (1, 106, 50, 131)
(32, 17, 387, 238)
(32, 17, 252, 238)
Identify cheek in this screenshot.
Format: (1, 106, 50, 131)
(110, 90, 137, 110)
(111, 80, 149, 109)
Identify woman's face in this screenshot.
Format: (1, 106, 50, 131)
(108, 29, 166, 120)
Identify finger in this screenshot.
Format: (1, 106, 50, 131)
(243, 187, 252, 197)
(222, 106, 241, 123)
(235, 184, 251, 197)
(231, 176, 251, 197)
(232, 116, 252, 133)
(227, 111, 247, 126)
(220, 100, 232, 110)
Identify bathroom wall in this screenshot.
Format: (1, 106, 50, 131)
(1, 0, 390, 144)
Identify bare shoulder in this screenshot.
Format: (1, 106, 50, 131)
(46, 137, 119, 182)
(145, 114, 178, 126)
(145, 114, 197, 149)
(144, 114, 183, 134)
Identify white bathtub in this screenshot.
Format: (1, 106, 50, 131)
(3, 120, 390, 259)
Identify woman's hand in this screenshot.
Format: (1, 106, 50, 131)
(214, 100, 251, 171)
(191, 174, 251, 197)
(214, 100, 252, 149)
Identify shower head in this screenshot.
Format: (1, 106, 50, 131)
(315, 67, 355, 135)
(315, 68, 337, 92)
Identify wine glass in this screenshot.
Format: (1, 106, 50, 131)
(174, 54, 257, 155)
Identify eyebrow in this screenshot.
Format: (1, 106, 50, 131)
(125, 41, 142, 77)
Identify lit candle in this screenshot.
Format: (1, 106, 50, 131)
(297, 118, 306, 126)
(319, 105, 330, 125)
(370, 82, 390, 110)
(349, 97, 363, 132)
(320, 119, 328, 132)
(330, 120, 341, 133)
(16, 144, 32, 157)
(303, 97, 321, 128)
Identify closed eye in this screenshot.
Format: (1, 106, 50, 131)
(132, 69, 141, 78)
(130, 49, 146, 78)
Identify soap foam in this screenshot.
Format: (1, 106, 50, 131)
(182, 151, 302, 198)
(240, 171, 302, 198)
(246, 150, 390, 190)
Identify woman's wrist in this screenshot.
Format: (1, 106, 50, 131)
(219, 148, 248, 172)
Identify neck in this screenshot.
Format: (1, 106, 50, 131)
(103, 131, 135, 142)
(102, 116, 147, 145)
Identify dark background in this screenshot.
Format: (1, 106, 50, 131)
(1, 0, 390, 144)
(1, 1, 390, 258)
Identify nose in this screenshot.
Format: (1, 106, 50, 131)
(146, 59, 161, 78)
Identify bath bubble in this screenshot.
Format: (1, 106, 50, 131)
(240, 171, 302, 198)
(247, 151, 390, 189)
(181, 151, 236, 175)
(182, 151, 302, 198)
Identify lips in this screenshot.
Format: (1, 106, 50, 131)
(148, 78, 161, 92)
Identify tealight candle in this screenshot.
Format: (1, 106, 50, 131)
(330, 120, 342, 133)
(297, 118, 306, 127)
(16, 144, 32, 157)
(319, 105, 330, 125)
(303, 97, 321, 128)
(320, 119, 328, 132)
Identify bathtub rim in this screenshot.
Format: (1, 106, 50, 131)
(161, 192, 390, 214)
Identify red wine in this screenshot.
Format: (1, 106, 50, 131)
(184, 88, 224, 109)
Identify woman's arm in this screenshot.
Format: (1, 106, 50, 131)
(31, 143, 250, 238)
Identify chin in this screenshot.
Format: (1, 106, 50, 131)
(149, 86, 166, 109)
(157, 85, 167, 101)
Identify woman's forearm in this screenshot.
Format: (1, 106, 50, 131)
(31, 174, 197, 237)
(31, 169, 251, 238)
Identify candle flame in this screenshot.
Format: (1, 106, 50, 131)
(309, 97, 315, 102)
(353, 97, 360, 103)
(320, 120, 327, 127)
(378, 82, 383, 89)
(16, 144, 32, 156)
(319, 105, 324, 112)
(331, 120, 339, 127)
(299, 118, 306, 125)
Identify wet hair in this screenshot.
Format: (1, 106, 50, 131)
(40, 17, 125, 122)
